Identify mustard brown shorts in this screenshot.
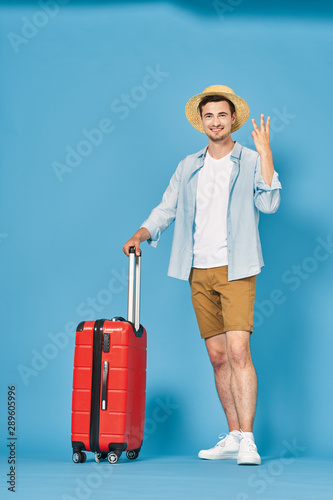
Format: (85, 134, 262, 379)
(189, 266, 257, 339)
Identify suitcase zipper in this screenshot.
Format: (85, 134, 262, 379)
(89, 319, 105, 453)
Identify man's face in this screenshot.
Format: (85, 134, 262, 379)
(200, 100, 236, 142)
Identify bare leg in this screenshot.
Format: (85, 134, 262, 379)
(226, 330, 257, 432)
(205, 333, 240, 432)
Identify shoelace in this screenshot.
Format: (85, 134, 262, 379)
(216, 433, 231, 447)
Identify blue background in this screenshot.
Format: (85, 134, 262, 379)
(0, 1, 332, 498)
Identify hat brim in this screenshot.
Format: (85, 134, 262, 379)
(185, 91, 250, 133)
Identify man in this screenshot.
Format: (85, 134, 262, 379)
(123, 85, 282, 465)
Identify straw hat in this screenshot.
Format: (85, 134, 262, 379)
(185, 85, 250, 134)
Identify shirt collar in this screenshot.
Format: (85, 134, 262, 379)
(189, 141, 242, 180)
(197, 141, 242, 161)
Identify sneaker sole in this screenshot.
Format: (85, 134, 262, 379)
(237, 457, 261, 465)
(198, 452, 239, 460)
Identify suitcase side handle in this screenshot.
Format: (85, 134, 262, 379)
(101, 361, 109, 410)
(127, 246, 141, 332)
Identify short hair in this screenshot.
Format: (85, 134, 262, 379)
(198, 95, 236, 117)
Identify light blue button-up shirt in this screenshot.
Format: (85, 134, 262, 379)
(140, 141, 282, 281)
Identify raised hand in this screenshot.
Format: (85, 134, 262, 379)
(251, 114, 272, 157)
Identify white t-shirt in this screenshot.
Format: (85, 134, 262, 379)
(192, 149, 234, 268)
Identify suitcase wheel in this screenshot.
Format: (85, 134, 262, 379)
(72, 452, 86, 464)
(95, 452, 108, 463)
(126, 450, 139, 460)
(107, 452, 120, 464)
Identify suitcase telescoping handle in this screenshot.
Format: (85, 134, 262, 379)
(127, 246, 141, 332)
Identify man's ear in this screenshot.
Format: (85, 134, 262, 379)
(232, 112, 236, 123)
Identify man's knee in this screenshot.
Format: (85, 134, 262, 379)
(227, 340, 251, 369)
(226, 331, 252, 368)
(207, 346, 229, 371)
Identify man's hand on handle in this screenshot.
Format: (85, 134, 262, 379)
(122, 227, 151, 257)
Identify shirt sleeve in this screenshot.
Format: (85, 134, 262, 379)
(253, 154, 282, 214)
(140, 160, 184, 247)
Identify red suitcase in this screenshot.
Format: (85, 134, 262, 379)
(71, 247, 147, 464)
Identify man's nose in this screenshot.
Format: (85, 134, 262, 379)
(212, 117, 222, 126)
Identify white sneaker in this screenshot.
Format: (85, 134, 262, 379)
(198, 433, 240, 460)
(237, 432, 261, 465)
